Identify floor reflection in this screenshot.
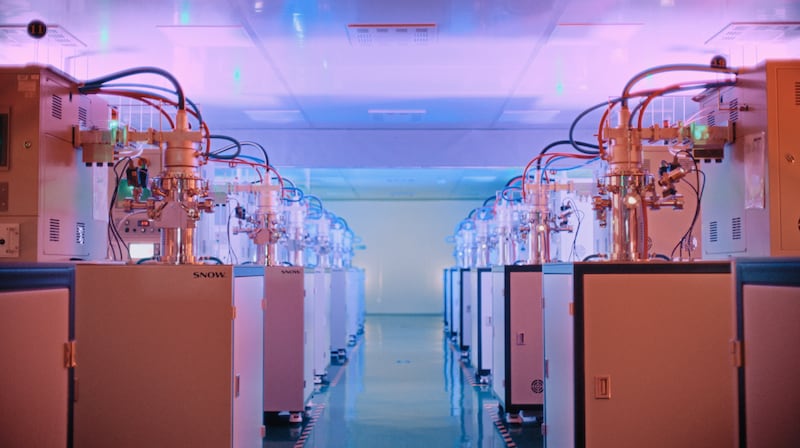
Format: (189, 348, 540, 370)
(264, 315, 542, 447)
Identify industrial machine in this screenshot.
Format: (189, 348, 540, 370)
(591, 62, 735, 261)
(330, 218, 361, 360)
(540, 60, 747, 448)
(734, 258, 800, 447)
(0, 264, 75, 448)
(697, 60, 800, 258)
(0, 65, 109, 262)
(487, 178, 575, 423)
(264, 265, 307, 423)
(59, 66, 268, 447)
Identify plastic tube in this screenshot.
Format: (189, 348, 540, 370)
(621, 63, 739, 107)
(81, 67, 187, 110)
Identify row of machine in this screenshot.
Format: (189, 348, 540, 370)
(0, 64, 365, 448)
(444, 59, 800, 448)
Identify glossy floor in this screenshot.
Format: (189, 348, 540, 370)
(264, 315, 543, 447)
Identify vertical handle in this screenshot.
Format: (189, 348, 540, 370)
(594, 375, 611, 399)
(516, 332, 526, 345)
(235, 374, 241, 397)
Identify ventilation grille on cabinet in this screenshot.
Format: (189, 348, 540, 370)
(51, 95, 63, 120)
(49, 218, 61, 242)
(795, 81, 800, 106)
(709, 221, 719, 243)
(706, 112, 716, 127)
(76, 222, 86, 245)
(78, 106, 88, 127)
(729, 98, 739, 122)
(732, 217, 743, 240)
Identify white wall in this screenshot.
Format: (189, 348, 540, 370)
(327, 200, 475, 315)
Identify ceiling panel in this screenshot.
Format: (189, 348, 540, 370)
(2, 0, 800, 201)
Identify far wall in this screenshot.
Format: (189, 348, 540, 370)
(327, 200, 475, 315)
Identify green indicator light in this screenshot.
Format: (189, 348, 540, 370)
(99, 27, 110, 48)
(180, 1, 191, 25)
(691, 123, 709, 142)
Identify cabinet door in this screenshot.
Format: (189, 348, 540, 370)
(0, 288, 69, 448)
(508, 271, 544, 407)
(583, 273, 737, 448)
(743, 284, 800, 447)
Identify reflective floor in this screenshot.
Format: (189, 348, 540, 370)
(265, 315, 543, 447)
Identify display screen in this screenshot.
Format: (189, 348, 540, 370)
(0, 113, 8, 169)
(129, 243, 155, 259)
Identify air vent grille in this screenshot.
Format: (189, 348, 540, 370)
(706, 112, 716, 127)
(414, 28, 431, 44)
(347, 23, 437, 47)
(76, 222, 86, 245)
(732, 217, 743, 240)
(729, 98, 739, 122)
(49, 219, 60, 242)
(795, 81, 800, 106)
(51, 95, 63, 120)
(709, 221, 718, 243)
(78, 106, 88, 126)
(355, 28, 371, 46)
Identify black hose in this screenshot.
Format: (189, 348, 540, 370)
(81, 67, 186, 110)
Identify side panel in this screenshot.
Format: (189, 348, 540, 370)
(303, 269, 315, 403)
(542, 267, 575, 448)
(451, 268, 462, 340)
(264, 266, 305, 412)
(444, 268, 450, 332)
(345, 268, 361, 343)
(478, 269, 493, 375)
(0, 288, 69, 448)
(490, 268, 506, 408)
(459, 268, 472, 352)
(313, 270, 331, 378)
(468, 269, 480, 365)
(329, 269, 348, 353)
(233, 274, 264, 448)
